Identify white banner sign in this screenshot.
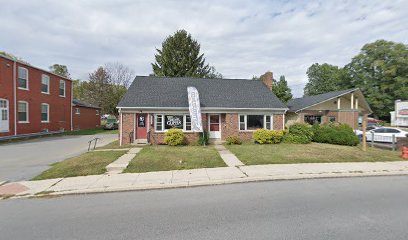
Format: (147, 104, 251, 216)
(187, 86, 203, 132)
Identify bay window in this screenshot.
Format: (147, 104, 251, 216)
(239, 114, 273, 131)
(154, 114, 192, 132)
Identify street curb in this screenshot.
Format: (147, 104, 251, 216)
(22, 170, 408, 199)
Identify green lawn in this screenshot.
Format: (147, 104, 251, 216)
(124, 146, 226, 173)
(32, 151, 127, 180)
(96, 140, 133, 149)
(64, 128, 118, 136)
(226, 142, 402, 165)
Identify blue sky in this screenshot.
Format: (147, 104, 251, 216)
(1, 0, 407, 97)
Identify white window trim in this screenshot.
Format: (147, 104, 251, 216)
(41, 103, 50, 123)
(96, 110, 100, 115)
(154, 114, 193, 133)
(238, 114, 273, 132)
(41, 74, 50, 94)
(18, 101, 29, 123)
(59, 80, 66, 97)
(75, 108, 80, 115)
(18, 67, 29, 90)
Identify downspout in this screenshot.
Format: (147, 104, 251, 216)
(70, 80, 73, 131)
(119, 109, 123, 146)
(13, 60, 17, 136)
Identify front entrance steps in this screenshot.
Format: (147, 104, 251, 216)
(134, 139, 148, 144)
(209, 139, 225, 145)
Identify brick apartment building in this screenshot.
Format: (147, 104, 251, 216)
(0, 55, 73, 137)
(117, 72, 288, 145)
(72, 99, 101, 130)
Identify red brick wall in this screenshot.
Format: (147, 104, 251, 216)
(148, 113, 208, 145)
(120, 112, 286, 145)
(72, 106, 101, 130)
(0, 57, 15, 137)
(0, 56, 72, 136)
(120, 113, 135, 145)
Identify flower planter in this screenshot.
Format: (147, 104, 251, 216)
(402, 146, 408, 159)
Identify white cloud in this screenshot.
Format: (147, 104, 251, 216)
(1, 0, 407, 97)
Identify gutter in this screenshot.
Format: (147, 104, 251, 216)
(13, 60, 17, 136)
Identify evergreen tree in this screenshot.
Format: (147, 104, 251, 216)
(273, 75, 293, 103)
(152, 30, 211, 78)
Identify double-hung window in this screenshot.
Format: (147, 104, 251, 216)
(18, 101, 29, 123)
(59, 80, 66, 97)
(155, 114, 192, 132)
(41, 103, 49, 123)
(239, 114, 273, 131)
(41, 75, 50, 94)
(18, 67, 28, 90)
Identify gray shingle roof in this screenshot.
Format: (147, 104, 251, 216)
(73, 99, 101, 109)
(118, 76, 287, 109)
(287, 88, 359, 112)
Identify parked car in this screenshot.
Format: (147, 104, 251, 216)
(354, 125, 381, 136)
(357, 127, 408, 143)
(104, 118, 118, 130)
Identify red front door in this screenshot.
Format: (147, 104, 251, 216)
(136, 113, 148, 139)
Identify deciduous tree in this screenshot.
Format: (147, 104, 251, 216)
(304, 63, 345, 96)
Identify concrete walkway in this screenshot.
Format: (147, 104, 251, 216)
(105, 148, 142, 174)
(1, 161, 408, 199)
(214, 145, 244, 167)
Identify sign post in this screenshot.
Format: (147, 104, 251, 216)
(362, 113, 368, 151)
(187, 87, 204, 145)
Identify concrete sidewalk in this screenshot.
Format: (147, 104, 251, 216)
(1, 161, 408, 199)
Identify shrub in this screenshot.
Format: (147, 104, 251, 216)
(226, 135, 242, 145)
(283, 134, 311, 144)
(164, 128, 185, 146)
(197, 131, 209, 146)
(253, 129, 284, 144)
(287, 123, 313, 142)
(312, 123, 359, 146)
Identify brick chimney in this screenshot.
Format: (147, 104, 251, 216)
(261, 71, 273, 91)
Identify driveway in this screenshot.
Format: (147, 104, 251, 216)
(0, 134, 117, 182)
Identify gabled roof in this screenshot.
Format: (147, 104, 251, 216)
(72, 99, 101, 109)
(0, 54, 72, 81)
(118, 76, 288, 110)
(287, 88, 372, 113)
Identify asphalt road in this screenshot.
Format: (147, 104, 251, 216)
(0, 134, 117, 182)
(1, 176, 408, 240)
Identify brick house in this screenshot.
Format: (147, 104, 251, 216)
(117, 72, 288, 145)
(72, 99, 101, 130)
(0, 55, 73, 137)
(286, 88, 372, 129)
